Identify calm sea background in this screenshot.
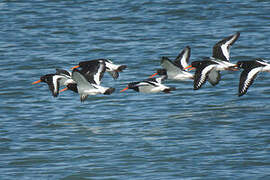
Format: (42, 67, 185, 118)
(1, 0, 270, 179)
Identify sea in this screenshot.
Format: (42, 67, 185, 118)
(1, 0, 270, 179)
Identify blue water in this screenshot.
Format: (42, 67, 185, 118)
(1, 0, 270, 179)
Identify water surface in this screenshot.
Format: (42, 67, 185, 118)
(1, 0, 270, 179)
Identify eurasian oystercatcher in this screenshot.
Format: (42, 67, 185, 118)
(71, 59, 127, 80)
(120, 76, 175, 93)
(71, 59, 106, 85)
(32, 69, 75, 97)
(150, 46, 194, 80)
(236, 59, 270, 96)
(62, 60, 115, 102)
(185, 32, 240, 90)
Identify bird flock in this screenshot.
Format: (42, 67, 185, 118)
(32, 32, 270, 102)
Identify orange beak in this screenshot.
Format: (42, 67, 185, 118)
(59, 87, 68, 93)
(226, 65, 239, 71)
(120, 86, 129, 92)
(184, 65, 192, 70)
(70, 65, 80, 70)
(149, 72, 158, 78)
(184, 65, 196, 71)
(32, 79, 41, 85)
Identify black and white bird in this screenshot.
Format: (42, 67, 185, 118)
(150, 46, 194, 80)
(71, 59, 127, 80)
(62, 60, 115, 102)
(185, 32, 240, 90)
(71, 60, 106, 85)
(32, 69, 75, 97)
(236, 59, 270, 96)
(120, 76, 175, 93)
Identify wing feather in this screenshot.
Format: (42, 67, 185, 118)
(79, 60, 106, 85)
(212, 32, 240, 62)
(72, 69, 95, 95)
(174, 46, 191, 70)
(161, 58, 183, 76)
(238, 67, 261, 96)
(194, 65, 216, 90)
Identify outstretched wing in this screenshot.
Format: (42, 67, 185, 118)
(79, 60, 106, 85)
(194, 64, 216, 90)
(238, 67, 261, 96)
(212, 32, 240, 62)
(161, 57, 184, 76)
(174, 46, 191, 70)
(72, 68, 95, 94)
(50, 75, 66, 97)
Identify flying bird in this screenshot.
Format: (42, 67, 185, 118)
(150, 46, 194, 80)
(62, 60, 115, 102)
(32, 69, 75, 97)
(120, 76, 175, 93)
(236, 59, 270, 96)
(185, 32, 240, 90)
(71, 59, 127, 80)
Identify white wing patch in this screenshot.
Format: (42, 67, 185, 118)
(220, 33, 239, 61)
(197, 65, 216, 88)
(241, 67, 262, 94)
(105, 61, 119, 71)
(52, 75, 62, 95)
(258, 60, 270, 67)
(139, 82, 153, 87)
(180, 50, 189, 69)
(221, 44, 230, 61)
(94, 63, 105, 85)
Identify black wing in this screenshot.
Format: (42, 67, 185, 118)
(238, 67, 261, 96)
(212, 32, 240, 62)
(174, 46, 191, 70)
(45, 75, 60, 97)
(79, 60, 106, 85)
(193, 64, 217, 90)
(55, 69, 71, 76)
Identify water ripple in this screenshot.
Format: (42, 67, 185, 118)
(1, 0, 270, 179)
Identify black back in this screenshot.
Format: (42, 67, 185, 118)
(78, 60, 106, 84)
(237, 59, 265, 70)
(127, 82, 140, 92)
